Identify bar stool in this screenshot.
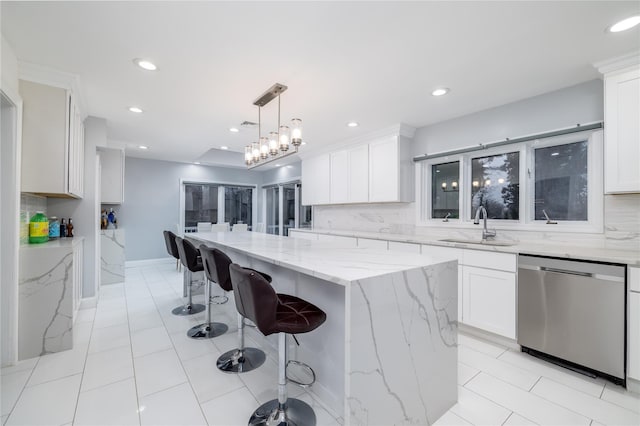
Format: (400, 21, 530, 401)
(229, 264, 327, 426)
(162, 230, 181, 272)
(205, 248, 270, 373)
(186, 246, 230, 339)
(172, 236, 206, 316)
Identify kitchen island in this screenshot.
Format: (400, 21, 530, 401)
(189, 231, 458, 426)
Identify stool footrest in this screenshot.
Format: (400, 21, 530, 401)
(286, 360, 316, 388)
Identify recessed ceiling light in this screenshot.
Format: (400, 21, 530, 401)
(347, 122, 359, 127)
(275, 164, 281, 167)
(229, 127, 239, 133)
(220, 146, 229, 150)
(129, 106, 143, 113)
(551, 152, 560, 156)
(432, 88, 450, 97)
(133, 58, 157, 71)
(608, 15, 640, 33)
(301, 142, 306, 145)
(138, 145, 148, 150)
(194, 162, 201, 165)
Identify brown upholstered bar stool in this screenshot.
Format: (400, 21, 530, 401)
(172, 236, 206, 316)
(229, 264, 327, 426)
(186, 246, 230, 339)
(204, 247, 270, 373)
(163, 231, 181, 272)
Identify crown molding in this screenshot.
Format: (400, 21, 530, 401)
(18, 61, 88, 118)
(297, 123, 416, 160)
(593, 51, 640, 75)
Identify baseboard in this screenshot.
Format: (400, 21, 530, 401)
(79, 296, 98, 309)
(626, 378, 640, 394)
(125, 257, 174, 268)
(308, 380, 344, 420)
(458, 323, 519, 350)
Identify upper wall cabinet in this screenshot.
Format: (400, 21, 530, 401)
(99, 148, 125, 204)
(599, 58, 640, 194)
(20, 80, 84, 198)
(301, 125, 415, 205)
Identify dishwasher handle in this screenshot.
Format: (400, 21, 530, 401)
(518, 263, 624, 283)
(540, 266, 592, 278)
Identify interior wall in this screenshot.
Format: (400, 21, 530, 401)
(121, 157, 262, 261)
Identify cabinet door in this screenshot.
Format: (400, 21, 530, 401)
(462, 266, 516, 339)
(68, 101, 84, 198)
(100, 148, 125, 204)
(348, 145, 369, 203)
(605, 67, 640, 194)
(369, 137, 398, 202)
(330, 150, 349, 203)
(629, 291, 640, 380)
(301, 154, 331, 205)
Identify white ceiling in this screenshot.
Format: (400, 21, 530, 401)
(2, 1, 639, 168)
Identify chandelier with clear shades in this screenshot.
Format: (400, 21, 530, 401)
(244, 83, 302, 169)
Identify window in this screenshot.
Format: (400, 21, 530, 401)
(471, 152, 520, 220)
(418, 128, 603, 231)
(431, 161, 459, 219)
(184, 184, 219, 229)
(265, 186, 280, 235)
(224, 187, 253, 226)
(534, 141, 587, 221)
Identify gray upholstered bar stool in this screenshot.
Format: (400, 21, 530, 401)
(172, 236, 206, 316)
(186, 246, 230, 339)
(203, 247, 269, 373)
(229, 264, 327, 426)
(162, 230, 181, 272)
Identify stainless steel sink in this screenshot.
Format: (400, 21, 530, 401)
(438, 238, 517, 247)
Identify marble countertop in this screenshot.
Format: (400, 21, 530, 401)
(189, 232, 457, 286)
(291, 228, 640, 266)
(19, 237, 84, 251)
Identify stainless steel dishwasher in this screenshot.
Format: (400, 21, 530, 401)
(518, 255, 626, 384)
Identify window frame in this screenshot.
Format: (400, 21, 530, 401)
(416, 129, 603, 233)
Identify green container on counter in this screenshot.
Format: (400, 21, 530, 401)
(29, 212, 49, 244)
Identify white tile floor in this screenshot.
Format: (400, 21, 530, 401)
(1, 260, 639, 426)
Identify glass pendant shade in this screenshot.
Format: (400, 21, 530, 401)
(269, 132, 279, 156)
(291, 118, 302, 147)
(260, 137, 269, 159)
(252, 142, 260, 163)
(279, 126, 290, 151)
(244, 146, 252, 165)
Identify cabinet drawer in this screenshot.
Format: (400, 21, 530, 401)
(388, 241, 421, 254)
(463, 249, 516, 272)
(357, 238, 388, 250)
(629, 267, 640, 293)
(421, 244, 463, 263)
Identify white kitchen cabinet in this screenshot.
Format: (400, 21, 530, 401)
(301, 153, 331, 205)
(603, 65, 640, 194)
(348, 144, 369, 203)
(369, 136, 413, 202)
(99, 148, 125, 204)
(357, 238, 388, 250)
(462, 265, 516, 339)
(330, 150, 349, 203)
(20, 79, 84, 198)
(629, 267, 640, 381)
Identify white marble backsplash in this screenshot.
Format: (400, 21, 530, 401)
(313, 194, 640, 250)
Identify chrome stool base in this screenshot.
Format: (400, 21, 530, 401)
(249, 398, 316, 426)
(217, 347, 266, 373)
(171, 303, 205, 316)
(187, 322, 228, 339)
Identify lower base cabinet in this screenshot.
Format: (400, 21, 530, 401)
(462, 266, 516, 339)
(629, 291, 640, 381)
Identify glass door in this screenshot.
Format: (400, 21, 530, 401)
(184, 183, 219, 233)
(266, 186, 280, 235)
(282, 183, 297, 236)
(224, 186, 253, 228)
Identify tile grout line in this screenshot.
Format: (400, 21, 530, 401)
(500, 411, 514, 425)
(3, 354, 42, 423)
(528, 375, 542, 392)
(71, 305, 98, 425)
(144, 270, 212, 425)
(124, 280, 144, 426)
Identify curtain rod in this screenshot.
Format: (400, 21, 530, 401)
(412, 122, 603, 162)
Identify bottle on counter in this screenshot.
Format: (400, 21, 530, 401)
(29, 211, 49, 244)
(66, 218, 74, 238)
(48, 216, 60, 239)
(60, 218, 66, 238)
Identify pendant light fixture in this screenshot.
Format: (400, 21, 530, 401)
(244, 83, 303, 168)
